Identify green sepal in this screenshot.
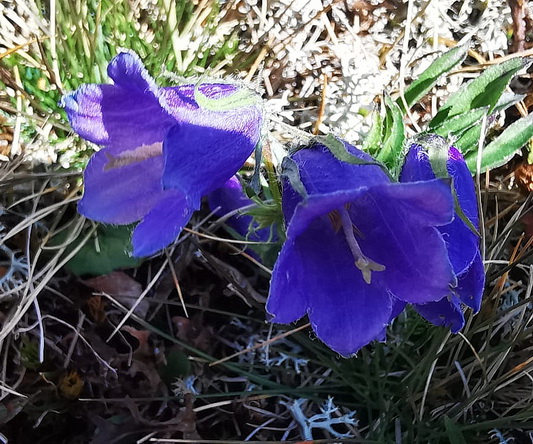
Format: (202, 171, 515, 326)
(194, 80, 259, 111)
(414, 135, 479, 236)
(453, 189, 480, 237)
(414, 134, 450, 179)
(376, 95, 405, 174)
(280, 156, 308, 199)
(362, 111, 384, 157)
(245, 200, 284, 231)
(316, 133, 388, 167)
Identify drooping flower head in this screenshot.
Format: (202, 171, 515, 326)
(61, 51, 263, 257)
(399, 136, 485, 332)
(208, 175, 278, 261)
(266, 140, 457, 356)
(208, 175, 269, 242)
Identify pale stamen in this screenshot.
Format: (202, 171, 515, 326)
(104, 142, 163, 171)
(338, 206, 385, 284)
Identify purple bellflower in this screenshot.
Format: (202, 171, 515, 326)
(61, 51, 263, 257)
(399, 138, 485, 332)
(208, 175, 277, 260)
(266, 141, 458, 356)
(208, 175, 271, 242)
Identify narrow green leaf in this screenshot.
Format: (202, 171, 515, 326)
(399, 43, 469, 111)
(433, 107, 488, 139)
(454, 124, 483, 155)
(493, 91, 526, 114)
(430, 57, 530, 128)
(250, 142, 262, 194)
(444, 416, 468, 444)
(466, 113, 533, 172)
(376, 96, 405, 173)
(452, 94, 525, 154)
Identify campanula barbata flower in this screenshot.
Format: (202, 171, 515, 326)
(61, 51, 263, 257)
(208, 175, 278, 261)
(208, 175, 269, 242)
(399, 138, 484, 332)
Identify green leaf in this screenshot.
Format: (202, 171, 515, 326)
(430, 57, 530, 128)
(443, 94, 526, 154)
(362, 111, 384, 156)
(54, 224, 142, 276)
(399, 43, 469, 112)
(250, 142, 263, 194)
(159, 350, 191, 385)
(454, 124, 483, 155)
(433, 107, 488, 139)
(194, 81, 259, 111)
(444, 416, 468, 444)
(465, 113, 533, 172)
(376, 96, 405, 173)
(493, 91, 526, 114)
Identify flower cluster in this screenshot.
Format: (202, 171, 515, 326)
(266, 138, 484, 356)
(64, 53, 484, 357)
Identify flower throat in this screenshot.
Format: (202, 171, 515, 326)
(329, 206, 386, 284)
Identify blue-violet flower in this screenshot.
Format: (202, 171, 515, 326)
(399, 138, 485, 332)
(61, 51, 263, 257)
(208, 175, 277, 260)
(266, 141, 457, 356)
(208, 175, 271, 242)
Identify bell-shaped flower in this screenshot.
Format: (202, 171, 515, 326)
(399, 137, 485, 332)
(208, 175, 270, 242)
(208, 175, 278, 261)
(61, 51, 263, 257)
(266, 140, 457, 356)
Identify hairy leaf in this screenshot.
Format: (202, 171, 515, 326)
(430, 57, 530, 128)
(466, 113, 533, 172)
(399, 43, 469, 112)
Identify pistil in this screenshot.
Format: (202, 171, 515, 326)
(338, 206, 385, 284)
